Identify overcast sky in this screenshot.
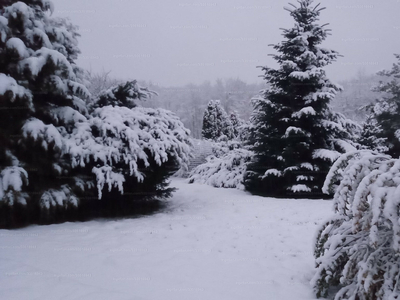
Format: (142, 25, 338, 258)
(51, 0, 399, 87)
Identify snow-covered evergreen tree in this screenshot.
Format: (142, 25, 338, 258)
(369, 54, 400, 157)
(201, 100, 234, 141)
(358, 107, 388, 153)
(244, 0, 357, 198)
(202, 100, 218, 140)
(229, 110, 245, 139)
(79, 81, 192, 204)
(0, 0, 192, 227)
(313, 150, 400, 299)
(0, 0, 90, 226)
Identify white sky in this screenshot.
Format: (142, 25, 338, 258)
(51, 0, 400, 87)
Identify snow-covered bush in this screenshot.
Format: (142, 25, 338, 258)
(312, 150, 400, 299)
(188, 147, 252, 190)
(0, 0, 191, 227)
(6, 79, 192, 225)
(210, 139, 242, 156)
(21, 97, 192, 193)
(188, 140, 252, 189)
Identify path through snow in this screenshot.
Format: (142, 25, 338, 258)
(0, 178, 333, 300)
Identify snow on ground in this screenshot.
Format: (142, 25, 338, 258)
(0, 178, 333, 300)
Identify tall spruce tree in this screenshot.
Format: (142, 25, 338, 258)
(0, 0, 90, 226)
(244, 0, 355, 198)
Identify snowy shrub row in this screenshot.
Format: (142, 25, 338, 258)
(313, 150, 400, 299)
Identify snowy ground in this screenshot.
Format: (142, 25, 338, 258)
(0, 178, 333, 300)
